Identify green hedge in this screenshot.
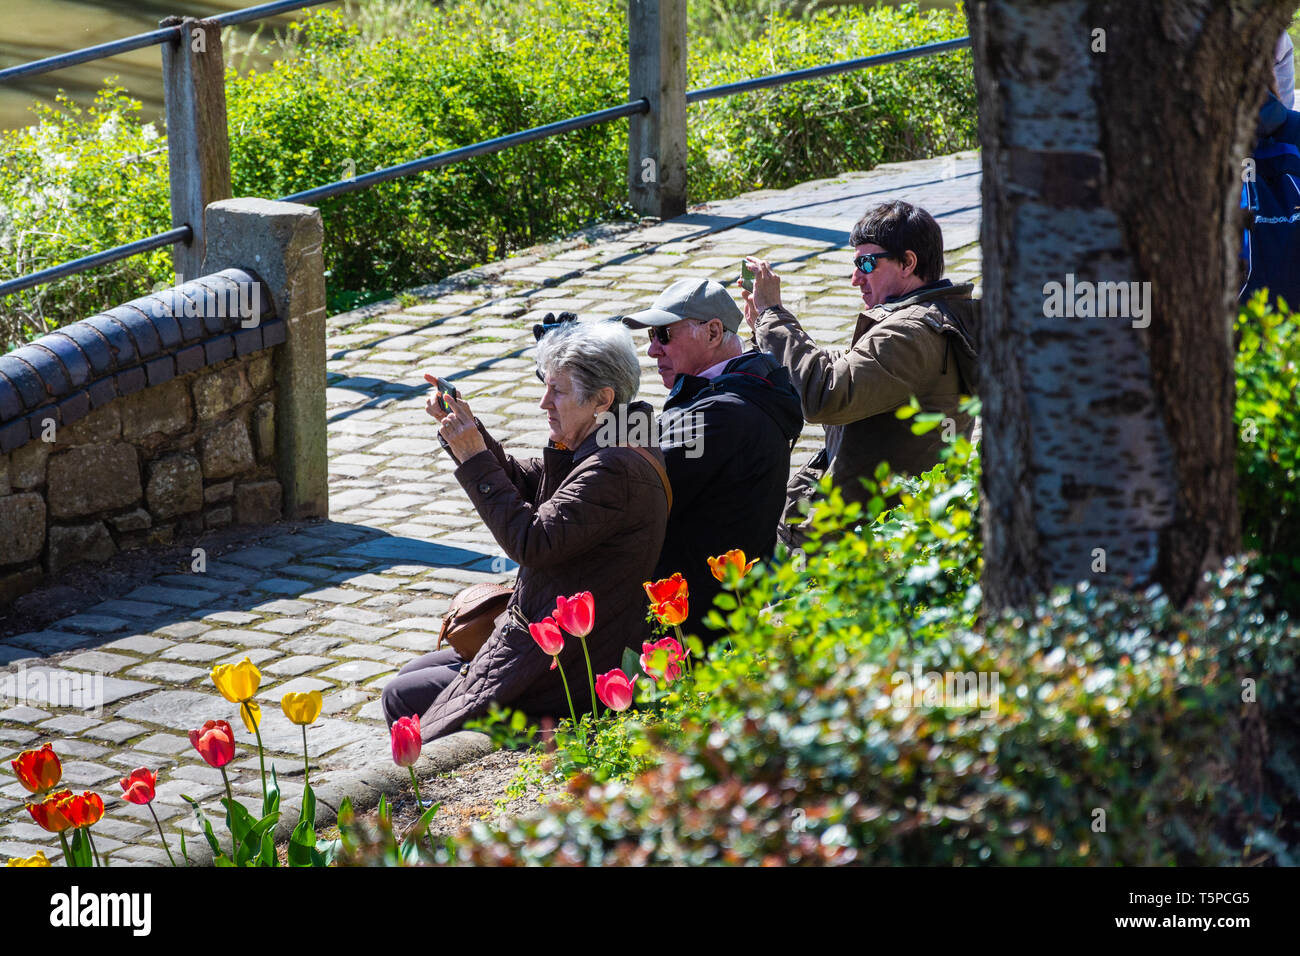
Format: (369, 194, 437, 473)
(0, 0, 974, 346)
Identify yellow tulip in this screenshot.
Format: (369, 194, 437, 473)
(240, 700, 261, 735)
(211, 657, 261, 704)
(281, 690, 323, 726)
(5, 851, 51, 867)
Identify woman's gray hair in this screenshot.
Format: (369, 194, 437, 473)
(535, 319, 641, 407)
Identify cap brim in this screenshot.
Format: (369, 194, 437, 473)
(621, 308, 681, 329)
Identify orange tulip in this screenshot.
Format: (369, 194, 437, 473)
(11, 743, 62, 796)
(61, 791, 104, 829)
(27, 789, 76, 833)
(707, 548, 758, 583)
(644, 573, 688, 606)
(650, 595, 689, 627)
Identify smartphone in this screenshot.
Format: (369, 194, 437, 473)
(740, 261, 755, 293)
(435, 376, 459, 413)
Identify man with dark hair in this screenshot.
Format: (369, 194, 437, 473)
(741, 200, 979, 548)
(622, 278, 803, 640)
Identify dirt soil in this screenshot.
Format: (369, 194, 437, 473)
(304, 749, 565, 864)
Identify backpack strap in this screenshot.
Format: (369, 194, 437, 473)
(625, 444, 673, 512)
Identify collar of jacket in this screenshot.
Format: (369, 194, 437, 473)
(664, 349, 778, 408)
(540, 400, 658, 473)
(854, 280, 976, 338)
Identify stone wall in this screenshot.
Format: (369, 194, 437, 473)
(0, 350, 283, 600)
(0, 199, 329, 606)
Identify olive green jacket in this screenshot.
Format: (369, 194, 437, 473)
(753, 281, 979, 547)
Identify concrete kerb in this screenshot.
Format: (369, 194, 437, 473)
(180, 730, 494, 866)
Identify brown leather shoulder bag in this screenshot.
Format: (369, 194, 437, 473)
(436, 582, 513, 659)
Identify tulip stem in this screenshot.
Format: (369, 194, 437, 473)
(554, 656, 579, 731)
(244, 701, 268, 811)
(220, 767, 239, 860)
(148, 803, 178, 867)
(302, 725, 311, 788)
(578, 636, 598, 718)
(407, 766, 434, 853)
(58, 831, 72, 868)
(86, 827, 103, 868)
(675, 625, 692, 675)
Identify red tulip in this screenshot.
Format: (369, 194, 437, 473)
(11, 743, 62, 796)
(595, 669, 637, 712)
(391, 715, 422, 768)
(62, 791, 104, 829)
(189, 720, 236, 769)
(640, 637, 688, 683)
(530, 616, 565, 666)
(644, 573, 688, 606)
(27, 789, 76, 833)
(708, 548, 758, 583)
(119, 768, 157, 805)
(553, 592, 595, 639)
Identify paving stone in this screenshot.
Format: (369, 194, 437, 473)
(255, 676, 332, 701)
(106, 750, 177, 771)
(254, 618, 314, 635)
(59, 651, 138, 673)
(59, 760, 119, 785)
(126, 661, 208, 684)
(126, 585, 218, 609)
(253, 599, 316, 616)
(59, 614, 132, 634)
(356, 699, 386, 722)
(136, 733, 192, 755)
(91, 599, 173, 620)
(395, 598, 450, 616)
(299, 587, 365, 605)
(112, 799, 184, 824)
(0, 841, 63, 862)
(383, 631, 441, 652)
(110, 846, 172, 866)
(203, 611, 261, 625)
(321, 605, 389, 625)
(0, 727, 38, 745)
(103, 634, 176, 654)
(116, 690, 228, 730)
(169, 763, 227, 786)
(264, 655, 334, 677)
(253, 577, 316, 595)
(197, 628, 280, 648)
(35, 714, 101, 733)
(0, 645, 39, 666)
(83, 720, 149, 744)
(318, 660, 394, 683)
(43, 737, 107, 758)
(0, 705, 51, 722)
(217, 648, 281, 666)
(318, 620, 395, 641)
(153, 779, 222, 804)
(282, 635, 346, 656)
(155, 621, 210, 639)
(5, 630, 97, 654)
(320, 687, 371, 715)
(86, 816, 149, 841)
(159, 642, 231, 663)
(329, 642, 411, 665)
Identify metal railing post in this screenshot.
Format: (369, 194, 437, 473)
(160, 16, 232, 281)
(627, 0, 687, 220)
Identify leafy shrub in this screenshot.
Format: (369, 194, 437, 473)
(424, 430, 1299, 866)
(0, 0, 975, 346)
(1236, 292, 1300, 610)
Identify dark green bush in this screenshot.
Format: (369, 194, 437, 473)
(427, 436, 1299, 866)
(0, 0, 975, 346)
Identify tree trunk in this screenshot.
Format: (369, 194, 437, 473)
(968, 0, 1294, 610)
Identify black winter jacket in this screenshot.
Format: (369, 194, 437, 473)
(654, 350, 803, 641)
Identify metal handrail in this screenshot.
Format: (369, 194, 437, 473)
(687, 37, 971, 103)
(0, 228, 191, 298)
(0, 0, 338, 86)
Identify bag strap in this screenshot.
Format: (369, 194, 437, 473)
(625, 444, 673, 512)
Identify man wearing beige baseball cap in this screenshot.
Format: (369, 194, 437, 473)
(622, 278, 803, 641)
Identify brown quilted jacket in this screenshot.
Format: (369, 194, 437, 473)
(420, 401, 669, 741)
(754, 281, 979, 547)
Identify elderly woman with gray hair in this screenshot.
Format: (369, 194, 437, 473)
(381, 320, 671, 741)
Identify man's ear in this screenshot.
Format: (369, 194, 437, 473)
(901, 250, 919, 277)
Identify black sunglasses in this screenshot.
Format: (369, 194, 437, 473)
(853, 252, 897, 274)
(647, 318, 712, 346)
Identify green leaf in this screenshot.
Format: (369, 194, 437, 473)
(622, 646, 648, 680)
(264, 764, 281, 820)
(183, 794, 223, 859)
(257, 827, 279, 867)
(234, 808, 281, 867)
(288, 782, 319, 867)
(714, 592, 738, 611)
(310, 839, 341, 867)
(378, 792, 390, 825)
(224, 797, 256, 846)
(68, 828, 93, 868)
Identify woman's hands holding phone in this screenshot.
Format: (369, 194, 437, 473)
(424, 372, 487, 463)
